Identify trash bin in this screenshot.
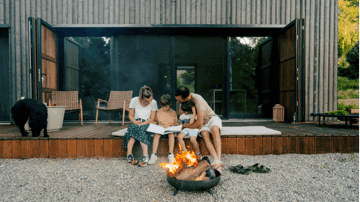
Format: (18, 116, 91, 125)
(273, 104, 284, 122)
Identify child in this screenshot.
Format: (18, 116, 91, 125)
(177, 101, 202, 161)
(148, 94, 178, 164)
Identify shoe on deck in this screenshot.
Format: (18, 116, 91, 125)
(127, 154, 137, 165)
(247, 163, 271, 173)
(138, 155, 148, 167)
(168, 153, 175, 164)
(148, 153, 158, 165)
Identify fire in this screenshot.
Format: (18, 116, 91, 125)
(160, 144, 199, 174)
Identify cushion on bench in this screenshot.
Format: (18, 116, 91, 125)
(112, 126, 281, 137)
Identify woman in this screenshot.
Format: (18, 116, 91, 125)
(123, 85, 158, 167)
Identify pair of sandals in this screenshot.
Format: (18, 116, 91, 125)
(229, 163, 271, 175)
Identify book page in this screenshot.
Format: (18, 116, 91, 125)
(164, 125, 182, 132)
(146, 124, 183, 135)
(146, 123, 165, 134)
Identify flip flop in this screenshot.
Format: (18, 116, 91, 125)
(247, 163, 271, 173)
(229, 164, 252, 175)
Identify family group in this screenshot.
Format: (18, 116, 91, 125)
(122, 85, 223, 173)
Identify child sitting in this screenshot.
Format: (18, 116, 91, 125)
(148, 94, 178, 164)
(177, 101, 202, 161)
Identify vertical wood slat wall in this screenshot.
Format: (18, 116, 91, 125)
(0, 136, 358, 159)
(0, 0, 338, 122)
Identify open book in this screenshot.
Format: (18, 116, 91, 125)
(146, 123, 183, 135)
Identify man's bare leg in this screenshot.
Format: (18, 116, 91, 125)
(210, 125, 222, 173)
(201, 130, 220, 161)
(210, 125, 222, 161)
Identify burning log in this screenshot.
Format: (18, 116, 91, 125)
(175, 160, 211, 181)
(169, 160, 187, 178)
(194, 171, 207, 181)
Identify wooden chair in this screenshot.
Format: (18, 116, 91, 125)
(95, 91, 133, 125)
(49, 91, 83, 126)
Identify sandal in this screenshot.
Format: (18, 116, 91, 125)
(127, 154, 137, 165)
(229, 164, 252, 175)
(247, 163, 271, 173)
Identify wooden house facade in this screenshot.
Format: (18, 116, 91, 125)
(0, 0, 338, 122)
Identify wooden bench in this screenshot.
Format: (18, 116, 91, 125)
(310, 113, 359, 128)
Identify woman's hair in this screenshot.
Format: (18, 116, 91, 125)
(160, 94, 171, 106)
(175, 86, 190, 99)
(139, 85, 153, 100)
(180, 101, 195, 113)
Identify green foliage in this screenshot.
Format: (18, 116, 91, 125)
(180, 70, 195, 85)
(229, 37, 267, 113)
(345, 102, 359, 109)
(177, 77, 182, 88)
(338, 102, 359, 110)
(72, 37, 110, 100)
(337, 76, 359, 90)
(338, 153, 355, 162)
(338, 102, 346, 110)
(326, 110, 350, 116)
(177, 77, 194, 93)
(338, 0, 359, 58)
(345, 41, 359, 79)
(338, 89, 359, 99)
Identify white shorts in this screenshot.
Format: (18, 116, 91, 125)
(199, 116, 222, 135)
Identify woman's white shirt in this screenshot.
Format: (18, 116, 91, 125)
(129, 97, 158, 120)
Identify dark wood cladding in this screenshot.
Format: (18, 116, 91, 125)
(0, 135, 358, 159)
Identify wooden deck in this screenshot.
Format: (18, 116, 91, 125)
(0, 121, 358, 159)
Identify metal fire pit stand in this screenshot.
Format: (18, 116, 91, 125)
(172, 188, 214, 196)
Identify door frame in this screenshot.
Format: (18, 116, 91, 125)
(0, 25, 11, 123)
(29, 17, 59, 102)
(278, 19, 305, 122)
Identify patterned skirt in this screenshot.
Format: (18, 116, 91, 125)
(122, 121, 152, 150)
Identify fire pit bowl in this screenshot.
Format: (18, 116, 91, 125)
(165, 169, 221, 192)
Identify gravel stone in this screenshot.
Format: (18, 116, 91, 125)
(0, 153, 358, 201)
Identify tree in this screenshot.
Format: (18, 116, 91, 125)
(345, 41, 359, 79)
(338, 0, 359, 58)
(72, 37, 111, 102)
(180, 70, 195, 85)
(229, 37, 268, 113)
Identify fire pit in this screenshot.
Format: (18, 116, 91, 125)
(160, 145, 221, 196)
(165, 168, 221, 196)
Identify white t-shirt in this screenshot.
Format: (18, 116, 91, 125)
(179, 114, 197, 120)
(129, 97, 158, 120)
(178, 114, 197, 124)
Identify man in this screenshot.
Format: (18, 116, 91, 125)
(175, 86, 223, 173)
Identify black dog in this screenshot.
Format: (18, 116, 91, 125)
(11, 99, 49, 137)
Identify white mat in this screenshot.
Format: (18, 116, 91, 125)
(112, 128, 128, 136)
(112, 126, 281, 137)
(220, 126, 281, 136)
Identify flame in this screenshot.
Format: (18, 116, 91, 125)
(160, 144, 199, 175)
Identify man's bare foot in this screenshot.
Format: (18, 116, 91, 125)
(216, 167, 222, 175)
(211, 160, 223, 169)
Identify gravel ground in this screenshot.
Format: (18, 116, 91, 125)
(0, 153, 358, 202)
